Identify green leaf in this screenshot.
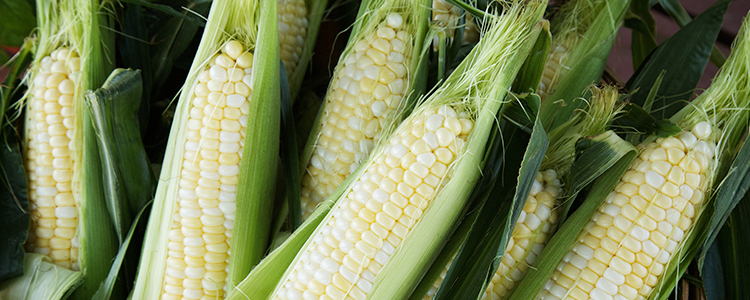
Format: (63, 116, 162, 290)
(86, 69, 156, 241)
(625, 0, 731, 120)
(503, 93, 541, 133)
(0, 0, 35, 47)
(228, 0, 281, 287)
(436, 115, 548, 300)
(0, 253, 82, 300)
(507, 146, 637, 300)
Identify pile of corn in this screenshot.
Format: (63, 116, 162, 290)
(2, 0, 749, 300)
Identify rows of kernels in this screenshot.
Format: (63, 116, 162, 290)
(422, 170, 562, 300)
(300, 13, 412, 219)
(24, 47, 81, 270)
(275, 105, 473, 300)
(431, 0, 479, 47)
(536, 122, 715, 300)
(537, 44, 569, 97)
(161, 40, 251, 300)
(278, 0, 308, 76)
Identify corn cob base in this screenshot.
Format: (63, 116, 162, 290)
(537, 122, 715, 300)
(300, 13, 412, 219)
(423, 170, 562, 300)
(276, 105, 473, 300)
(25, 47, 81, 271)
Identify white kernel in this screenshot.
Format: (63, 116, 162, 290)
(645, 170, 666, 188)
(692, 122, 712, 139)
(55, 207, 77, 218)
(425, 114, 444, 131)
(386, 13, 403, 28)
(209, 66, 228, 82)
(226, 94, 246, 108)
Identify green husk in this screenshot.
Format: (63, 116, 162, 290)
(132, 0, 280, 297)
(537, 0, 631, 131)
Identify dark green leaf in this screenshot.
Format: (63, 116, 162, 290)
(503, 93, 541, 133)
(625, 0, 731, 120)
(279, 61, 301, 230)
(92, 201, 152, 300)
(120, 0, 205, 27)
(0, 132, 28, 281)
(0, 0, 35, 47)
(658, 0, 727, 67)
(703, 193, 750, 300)
(0, 39, 33, 282)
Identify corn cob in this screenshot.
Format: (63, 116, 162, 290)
(158, 40, 254, 300)
(278, 0, 308, 76)
(431, 0, 479, 46)
(537, 123, 714, 300)
(24, 47, 82, 270)
(278, 105, 473, 300)
(134, 0, 286, 298)
(300, 7, 420, 219)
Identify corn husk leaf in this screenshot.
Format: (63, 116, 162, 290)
(507, 137, 637, 299)
(280, 64, 302, 230)
(624, 0, 730, 121)
(0, 253, 82, 300)
(92, 200, 151, 300)
(86, 69, 155, 242)
(119, 0, 206, 26)
(658, 0, 727, 67)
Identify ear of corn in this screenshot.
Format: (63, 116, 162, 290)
(420, 86, 623, 300)
(256, 2, 549, 300)
(512, 16, 750, 300)
(132, 0, 283, 298)
(298, 0, 431, 220)
(536, 0, 630, 130)
(21, 0, 120, 298)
